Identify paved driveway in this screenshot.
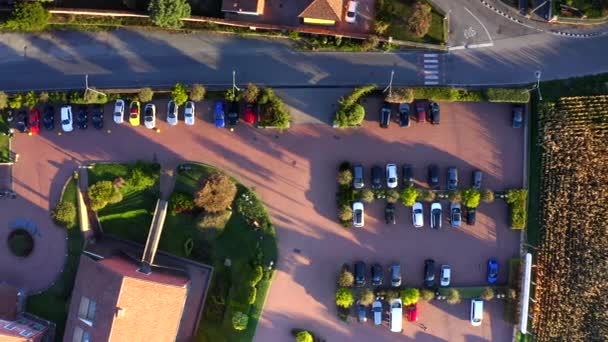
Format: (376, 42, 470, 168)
(5, 98, 522, 341)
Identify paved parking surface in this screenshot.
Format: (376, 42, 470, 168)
(3, 98, 522, 341)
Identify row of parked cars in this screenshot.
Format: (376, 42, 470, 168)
(352, 164, 483, 191)
(12, 106, 105, 134)
(380, 100, 440, 128)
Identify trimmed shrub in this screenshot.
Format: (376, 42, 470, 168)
(334, 85, 377, 127)
(242, 83, 260, 103)
(88, 181, 123, 211)
(4, 1, 50, 31)
(386, 189, 400, 203)
(168, 192, 195, 214)
(481, 189, 495, 203)
(171, 83, 189, 106)
(138, 87, 154, 102)
(506, 189, 527, 229)
(194, 172, 237, 212)
(250, 265, 264, 286)
(412, 87, 485, 102)
(385, 87, 414, 103)
(148, 0, 191, 28)
(337, 169, 353, 186)
(407, 1, 432, 37)
(360, 189, 374, 203)
(462, 189, 481, 208)
(420, 288, 435, 301)
(447, 190, 462, 203)
(486, 88, 530, 103)
(248, 286, 257, 304)
(446, 288, 461, 304)
(38, 91, 49, 103)
(23, 91, 37, 109)
(9, 94, 22, 109)
(295, 331, 314, 342)
(358, 289, 375, 306)
(401, 187, 419, 206)
(361, 35, 380, 51)
(51, 202, 77, 228)
(189, 83, 205, 101)
(336, 287, 354, 308)
(259, 88, 290, 129)
(418, 189, 436, 202)
(401, 288, 420, 305)
(337, 266, 354, 287)
(481, 287, 495, 301)
(338, 204, 353, 222)
(225, 88, 241, 102)
(231, 311, 248, 330)
(0, 91, 7, 110)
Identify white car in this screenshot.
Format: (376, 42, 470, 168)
(471, 299, 484, 326)
(386, 164, 398, 188)
(184, 101, 195, 126)
(345, 1, 358, 24)
(431, 202, 442, 229)
(167, 100, 178, 126)
(412, 202, 424, 228)
(60, 105, 73, 132)
(353, 201, 364, 227)
(440, 265, 451, 287)
(389, 298, 403, 333)
(144, 104, 156, 129)
(113, 99, 125, 124)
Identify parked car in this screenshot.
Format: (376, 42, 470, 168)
(430, 202, 442, 229)
(353, 201, 364, 227)
(28, 108, 40, 134)
(16, 110, 28, 133)
(428, 164, 439, 190)
(143, 103, 156, 129)
(76, 106, 88, 129)
(389, 298, 403, 333)
(386, 163, 398, 188)
(390, 263, 402, 287)
(487, 258, 499, 284)
(227, 101, 239, 126)
(184, 101, 195, 126)
(466, 207, 477, 225)
(424, 259, 435, 288)
(399, 103, 410, 127)
(450, 203, 462, 228)
(345, 0, 358, 23)
(372, 300, 383, 326)
(214, 101, 225, 128)
(380, 102, 391, 128)
(402, 164, 413, 187)
(354, 261, 366, 287)
(371, 165, 382, 189)
(43, 106, 54, 130)
(357, 303, 367, 323)
(447, 167, 458, 190)
(407, 304, 418, 322)
(512, 104, 524, 128)
(470, 299, 484, 326)
(113, 99, 125, 124)
(91, 106, 104, 130)
(430, 102, 440, 124)
(167, 100, 178, 126)
(412, 202, 424, 228)
(385, 203, 396, 225)
(472, 170, 483, 189)
(243, 104, 255, 124)
(414, 100, 428, 122)
(128, 101, 140, 126)
(60, 105, 73, 132)
(352, 164, 364, 189)
(440, 265, 451, 287)
(371, 263, 383, 286)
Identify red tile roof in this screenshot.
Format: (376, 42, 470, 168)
(299, 0, 344, 21)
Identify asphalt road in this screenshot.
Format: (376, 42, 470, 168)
(0, 27, 607, 91)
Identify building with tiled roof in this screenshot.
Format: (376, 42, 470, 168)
(0, 283, 53, 342)
(299, 0, 344, 25)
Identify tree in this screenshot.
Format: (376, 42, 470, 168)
(5, 1, 50, 32)
(462, 189, 481, 208)
(231, 311, 248, 330)
(0, 91, 7, 110)
(295, 331, 313, 342)
(447, 190, 462, 203)
(358, 289, 375, 306)
(128, 166, 155, 190)
(9, 94, 22, 109)
(407, 1, 432, 37)
(51, 202, 77, 228)
(194, 172, 237, 212)
(337, 266, 354, 287)
(385, 88, 414, 104)
(38, 91, 49, 103)
(148, 0, 191, 28)
(337, 169, 353, 186)
(171, 83, 189, 106)
(138, 87, 154, 102)
(335, 287, 354, 308)
(401, 288, 420, 306)
(338, 204, 353, 222)
(242, 83, 260, 104)
(360, 189, 374, 203)
(420, 288, 435, 301)
(23, 91, 37, 108)
(481, 287, 495, 301)
(401, 187, 419, 206)
(386, 189, 400, 203)
(189, 83, 206, 101)
(481, 189, 495, 203)
(446, 288, 461, 304)
(418, 189, 436, 202)
(88, 181, 123, 211)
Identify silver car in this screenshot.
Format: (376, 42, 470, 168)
(450, 203, 462, 228)
(167, 100, 178, 126)
(184, 101, 195, 126)
(113, 99, 125, 124)
(144, 104, 156, 129)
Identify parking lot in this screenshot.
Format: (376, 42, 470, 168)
(7, 98, 522, 342)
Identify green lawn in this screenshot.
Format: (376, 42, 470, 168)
(87, 162, 160, 244)
(26, 177, 84, 342)
(162, 163, 277, 342)
(0, 115, 9, 163)
(376, 0, 446, 45)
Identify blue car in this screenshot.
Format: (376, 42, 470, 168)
(214, 101, 225, 128)
(487, 258, 499, 284)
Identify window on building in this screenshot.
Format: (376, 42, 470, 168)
(78, 296, 96, 325)
(73, 327, 91, 342)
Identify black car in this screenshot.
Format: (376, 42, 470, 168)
(512, 105, 524, 128)
(428, 164, 440, 190)
(402, 164, 413, 187)
(357, 304, 368, 323)
(227, 101, 239, 126)
(91, 106, 104, 130)
(424, 259, 436, 288)
(76, 106, 88, 129)
(385, 203, 396, 224)
(42, 106, 54, 130)
(472, 170, 483, 189)
(430, 102, 440, 124)
(466, 206, 477, 225)
(371, 165, 383, 189)
(398, 103, 410, 127)
(380, 102, 391, 128)
(371, 263, 383, 286)
(16, 110, 28, 133)
(354, 261, 366, 287)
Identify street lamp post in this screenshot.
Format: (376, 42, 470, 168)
(232, 70, 240, 92)
(383, 70, 395, 97)
(84, 74, 106, 98)
(534, 70, 542, 101)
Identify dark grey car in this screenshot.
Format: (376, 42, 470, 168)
(447, 167, 458, 190)
(355, 261, 366, 287)
(390, 263, 402, 287)
(371, 165, 383, 189)
(428, 165, 440, 190)
(353, 164, 364, 189)
(424, 259, 435, 288)
(371, 263, 383, 286)
(402, 164, 413, 187)
(472, 170, 482, 189)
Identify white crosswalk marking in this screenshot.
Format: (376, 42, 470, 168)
(424, 53, 438, 57)
(420, 53, 443, 85)
(424, 64, 439, 69)
(424, 59, 439, 64)
(423, 70, 439, 74)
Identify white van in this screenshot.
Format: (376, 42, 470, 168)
(389, 298, 402, 332)
(61, 106, 73, 132)
(470, 299, 484, 326)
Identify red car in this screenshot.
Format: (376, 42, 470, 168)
(28, 108, 41, 134)
(243, 104, 256, 124)
(414, 101, 428, 123)
(407, 304, 418, 322)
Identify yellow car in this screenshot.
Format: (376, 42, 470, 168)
(129, 101, 141, 126)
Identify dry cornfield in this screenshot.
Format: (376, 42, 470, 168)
(532, 96, 608, 341)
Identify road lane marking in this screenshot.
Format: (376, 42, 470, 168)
(464, 6, 493, 43)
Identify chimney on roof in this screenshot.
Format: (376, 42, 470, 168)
(115, 307, 126, 318)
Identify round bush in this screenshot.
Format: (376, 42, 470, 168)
(335, 287, 354, 308)
(295, 331, 313, 342)
(194, 172, 237, 212)
(231, 311, 248, 330)
(51, 201, 77, 228)
(7, 229, 34, 257)
(337, 266, 354, 287)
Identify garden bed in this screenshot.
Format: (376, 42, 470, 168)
(0, 115, 10, 163)
(375, 0, 446, 44)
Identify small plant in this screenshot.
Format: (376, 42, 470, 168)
(420, 288, 435, 301)
(481, 287, 495, 301)
(231, 311, 248, 331)
(447, 190, 462, 203)
(4, 1, 50, 31)
(9, 94, 22, 109)
(335, 287, 354, 308)
(23, 91, 37, 109)
(225, 88, 241, 102)
(401, 288, 420, 305)
(138, 87, 154, 102)
(189, 83, 206, 101)
(358, 289, 375, 306)
(38, 91, 49, 103)
(401, 187, 419, 206)
(462, 189, 481, 208)
(171, 83, 189, 106)
(386, 189, 400, 203)
(337, 169, 353, 186)
(360, 189, 374, 203)
(481, 189, 495, 203)
(337, 264, 354, 287)
(419, 189, 436, 202)
(294, 330, 313, 342)
(168, 192, 195, 214)
(0, 91, 8, 110)
(338, 204, 353, 222)
(51, 202, 77, 228)
(446, 288, 461, 304)
(148, 0, 191, 28)
(242, 83, 260, 104)
(250, 265, 264, 286)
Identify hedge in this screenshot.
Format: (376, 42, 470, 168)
(334, 85, 377, 127)
(410, 87, 530, 103)
(506, 189, 528, 230)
